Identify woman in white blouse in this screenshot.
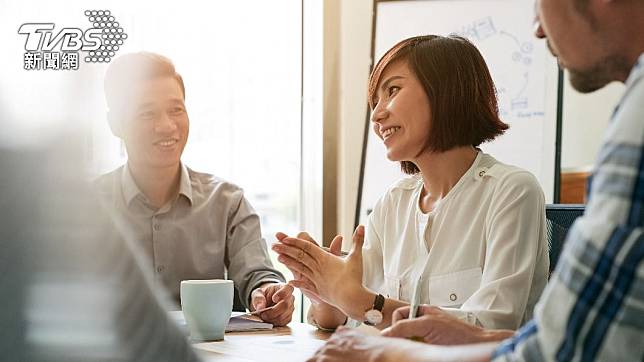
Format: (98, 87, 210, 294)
(272, 35, 549, 336)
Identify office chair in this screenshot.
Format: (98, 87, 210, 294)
(545, 204, 585, 274)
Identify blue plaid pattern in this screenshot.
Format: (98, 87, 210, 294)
(493, 54, 644, 361)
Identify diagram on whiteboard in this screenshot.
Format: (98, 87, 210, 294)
(456, 16, 544, 120)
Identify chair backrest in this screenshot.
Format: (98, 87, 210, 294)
(545, 204, 585, 274)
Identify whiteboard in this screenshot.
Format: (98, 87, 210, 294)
(357, 0, 559, 225)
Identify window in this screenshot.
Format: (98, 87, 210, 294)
(1, 0, 320, 322)
(93, 2, 303, 242)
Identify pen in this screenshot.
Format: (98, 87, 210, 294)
(408, 275, 424, 342)
(409, 275, 421, 319)
(237, 305, 277, 318)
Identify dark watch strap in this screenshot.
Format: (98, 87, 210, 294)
(373, 293, 385, 311)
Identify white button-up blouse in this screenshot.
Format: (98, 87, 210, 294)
(362, 152, 549, 329)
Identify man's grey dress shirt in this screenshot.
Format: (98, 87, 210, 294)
(95, 163, 284, 309)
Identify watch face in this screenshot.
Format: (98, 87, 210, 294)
(365, 309, 383, 325)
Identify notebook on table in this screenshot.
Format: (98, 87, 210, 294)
(169, 310, 274, 334)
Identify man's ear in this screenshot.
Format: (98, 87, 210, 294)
(107, 109, 124, 138)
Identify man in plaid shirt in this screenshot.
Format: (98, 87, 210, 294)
(308, 0, 644, 360)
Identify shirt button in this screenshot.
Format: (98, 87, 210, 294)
(478, 170, 486, 177)
(153, 223, 161, 231)
(449, 293, 457, 302)
(156, 265, 165, 273)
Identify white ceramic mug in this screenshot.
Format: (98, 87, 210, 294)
(180, 279, 233, 341)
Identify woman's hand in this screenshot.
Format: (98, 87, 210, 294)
(275, 231, 349, 329)
(309, 327, 501, 362)
(381, 305, 513, 345)
(274, 231, 343, 305)
(307, 327, 415, 362)
(272, 225, 367, 316)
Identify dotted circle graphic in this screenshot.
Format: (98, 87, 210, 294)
(84, 9, 128, 64)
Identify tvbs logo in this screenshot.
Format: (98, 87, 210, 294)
(18, 10, 127, 71)
(19, 24, 102, 52)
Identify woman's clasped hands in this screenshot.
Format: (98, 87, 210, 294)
(271, 225, 367, 317)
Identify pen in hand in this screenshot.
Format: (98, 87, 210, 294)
(408, 275, 424, 342)
(409, 275, 421, 319)
(237, 305, 277, 318)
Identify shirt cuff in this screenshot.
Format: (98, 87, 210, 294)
(251, 279, 284, 289)
(439, 307, 481, 326)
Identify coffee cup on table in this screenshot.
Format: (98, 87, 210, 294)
(180, 279, 233, 341)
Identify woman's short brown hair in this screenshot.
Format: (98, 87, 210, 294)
(368, 35, 508, 174)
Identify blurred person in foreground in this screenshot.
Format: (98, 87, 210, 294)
(0, 137, 201, 361)
(308, 0, 644, 360)
(95, 52, 293, 326)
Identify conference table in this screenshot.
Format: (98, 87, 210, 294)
(193, 322, 333, 361)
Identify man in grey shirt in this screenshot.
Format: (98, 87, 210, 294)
(95, 52, 294, 326)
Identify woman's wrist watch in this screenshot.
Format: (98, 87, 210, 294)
(363, 293, 385, 326)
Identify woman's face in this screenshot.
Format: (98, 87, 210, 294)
(371, 60, 432, 162)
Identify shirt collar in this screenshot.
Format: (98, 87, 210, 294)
(121, 164, 142, 206)
(121, 163, 194, 207)
(178, 163, 194, 205)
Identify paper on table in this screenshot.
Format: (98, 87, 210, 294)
(169, 310, 273, 334)
(194, 334, 326, 362)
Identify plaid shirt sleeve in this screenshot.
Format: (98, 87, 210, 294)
(493, 54, 644, 362)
